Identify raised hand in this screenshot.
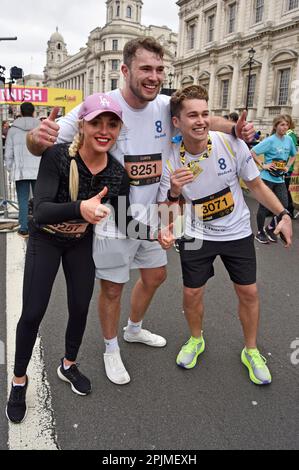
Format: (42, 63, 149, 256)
(80, 187, 111, 224)
(30, 107, 60, 150)
(235, 110, 255, 143)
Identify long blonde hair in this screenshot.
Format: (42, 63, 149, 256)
(68, 121, 84, 201)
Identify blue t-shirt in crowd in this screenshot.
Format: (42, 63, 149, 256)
(253, 134, 297, 183)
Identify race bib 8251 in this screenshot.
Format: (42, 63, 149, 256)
(124, 154, 162, 186)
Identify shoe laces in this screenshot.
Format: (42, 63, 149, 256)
(247, 349, 267, 369)
(10, 385, 26, 404)
(183, 337, 201, 353)
(64, 363, 83, 381)
(109, 352, 125, 371)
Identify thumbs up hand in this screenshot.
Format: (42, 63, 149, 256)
(80, 187, 111, 224)
(27, 107, 60, 155)
(235, 110, 255, 143)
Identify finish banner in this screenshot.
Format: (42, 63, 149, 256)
(0, 86, 83, 114)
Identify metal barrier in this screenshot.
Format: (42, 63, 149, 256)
(0, 138, 19, 231)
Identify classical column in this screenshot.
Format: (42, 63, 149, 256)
(177, 12, 185, 58)
(208, 54, 217, 110)
(230, 49, 241, 111)
(291, 58, 299, 119)
(257, 43, 271, 119)
(237, 0, 246, 34)
(214, 0, 222, 42)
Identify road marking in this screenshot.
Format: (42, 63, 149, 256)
(6, 233, 59, 450)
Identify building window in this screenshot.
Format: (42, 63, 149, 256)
(57, 43, 61, 50)
(102, 41, 106, 51)
(116, 3, 120, 16)
(112, 39, 118, 51)
(221, 79, 229, 108)
(207, 14, 215, 43)
(228, 3, 236, 33)
(187, 23, 196, 50)
(278, 69, 290, 105)
(288, 0, 299, 10)
(111, 59, 119, 71)
(127, 6, 132, 18)
(111, 79, 118, 90)
(255, 0, 264, 23)
(247, 74, 256, 108)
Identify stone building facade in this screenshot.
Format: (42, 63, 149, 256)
(174, 0, 299, 131)
(44, 0, 177, 97)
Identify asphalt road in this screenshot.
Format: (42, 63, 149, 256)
(1, 197, 299, 450)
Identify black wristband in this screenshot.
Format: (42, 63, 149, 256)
(167, 189, 180, 202)
(276, 209, 291, 223)
(231, 125, 237, 138)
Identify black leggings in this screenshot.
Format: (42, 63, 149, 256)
(14, 225, 95, 377)
(256, 179, 288, 232)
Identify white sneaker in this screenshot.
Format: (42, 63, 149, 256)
(123, 327, 167, 347)
(103, 350, 131, 385)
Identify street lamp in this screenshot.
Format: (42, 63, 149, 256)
(245, 47, 256, 111)
(168, 71, 174, 90)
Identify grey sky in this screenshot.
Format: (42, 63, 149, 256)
(0, 0, 179, 80)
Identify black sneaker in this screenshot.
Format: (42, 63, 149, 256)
(6, 376, 28, 424)
(264, 225, 278, 243)
(255, 231, 269, 244)
(57, 359, 91, 396)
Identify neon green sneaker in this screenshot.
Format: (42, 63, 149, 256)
(241, 348, 272, 385)
(176, 336, 205, 369)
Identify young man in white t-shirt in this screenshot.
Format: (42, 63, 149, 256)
(26, 38, 256, 386)
(157, 85, 293, 385)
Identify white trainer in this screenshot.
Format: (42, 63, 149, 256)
(123, 327, 167, 347)
(103, 350, 131, 385)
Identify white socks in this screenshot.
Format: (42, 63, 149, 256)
(104, 336, 119, 354)
(126, 319, 142, 335)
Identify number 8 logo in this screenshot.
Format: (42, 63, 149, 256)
(155, 121, 163, 133)
(218, 158, 227, 170)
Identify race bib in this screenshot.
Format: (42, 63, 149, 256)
(41, 220, 89, 238)
(272, 159, 286, 171)
(192, 187, 234, 221)
(124, 154, 162, 186)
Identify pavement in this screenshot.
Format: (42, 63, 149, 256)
(1, 197, 299, 450)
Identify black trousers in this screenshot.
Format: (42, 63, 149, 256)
(14, 224, 95, 377)
(256, 179, 288, 232)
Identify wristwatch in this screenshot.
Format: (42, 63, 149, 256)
(167, 189, 180, 202)
(276, 209, 291, 223)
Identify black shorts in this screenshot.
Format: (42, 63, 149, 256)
(178, 234, 256, 288)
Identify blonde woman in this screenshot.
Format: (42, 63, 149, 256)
(251, 115, 297, 244)
(6, 93, 130, 424)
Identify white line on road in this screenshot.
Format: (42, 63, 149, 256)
(6, 233, 59, 450)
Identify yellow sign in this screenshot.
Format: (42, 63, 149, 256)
(0, 86, 83, 114)
(290, 154, 299, 206)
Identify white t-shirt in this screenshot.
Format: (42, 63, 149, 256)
(157, 131, 260, 241)
(57, 90, 173, 237)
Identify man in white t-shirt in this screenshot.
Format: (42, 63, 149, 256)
(26, 38, 256, 386)
(157, 85, 293, 385)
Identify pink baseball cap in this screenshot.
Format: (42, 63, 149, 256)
(78, 93, 123, 122)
